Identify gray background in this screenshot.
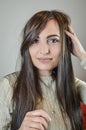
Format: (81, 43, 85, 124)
(0, 0, 86, 81)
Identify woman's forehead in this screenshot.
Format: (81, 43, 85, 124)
(38, 19, 60, 38)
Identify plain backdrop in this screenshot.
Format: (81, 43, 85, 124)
(0, 0, 86, 81)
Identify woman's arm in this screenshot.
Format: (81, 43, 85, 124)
(65, 25, 86, 69)
(75, 78, 86, 104)
(0, 78, 13, 130)
(66, 26, 86, 104)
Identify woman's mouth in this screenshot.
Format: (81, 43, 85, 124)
(37, 58, 52, 63)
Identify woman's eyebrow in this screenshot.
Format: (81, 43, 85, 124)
(47, 34, 60, 39)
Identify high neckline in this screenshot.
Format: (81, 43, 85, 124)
(39, 75, 55, 90)
(40, 75, 53, 79)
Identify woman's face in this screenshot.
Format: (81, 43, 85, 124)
(29, 19, 61, 76)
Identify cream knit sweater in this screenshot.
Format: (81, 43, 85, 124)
(0, 62, 86, 130)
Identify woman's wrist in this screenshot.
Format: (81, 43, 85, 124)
(78, 51, 86, 69)
(78, 51, 86, 61)
(79, 51, 86, 69)
(80, 58, 86, 69)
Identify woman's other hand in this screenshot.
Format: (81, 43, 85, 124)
(65, 25, 86, 60)
(18, 109, 51, 130)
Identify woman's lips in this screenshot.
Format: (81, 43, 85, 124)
(37, 58, 52, 63)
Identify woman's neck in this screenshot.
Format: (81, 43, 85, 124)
(38, 70, 52, 77)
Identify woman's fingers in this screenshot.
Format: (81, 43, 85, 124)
(19, 109, 51, 130)
(26, 109, 51, 122)
(65, 25, 86, 59)
(65, 28, 75, 40)
(28, 117, 49, 129)
(68, 25, 75, 35)
(24, 119, 45, 130)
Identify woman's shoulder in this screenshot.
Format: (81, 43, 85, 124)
(4, 72, 18, 87)
(0, 72, 18, 128)
(0, 72, 18, 88)
(0, 72, 18, 104)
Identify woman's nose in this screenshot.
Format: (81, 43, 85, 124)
(39, 43, 50, 55)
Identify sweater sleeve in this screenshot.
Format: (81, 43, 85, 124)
(75, 58, 86, 104)
(75, 78, 86, 104)
(80, 58, 86, 69)
(0, 78, 13, 130)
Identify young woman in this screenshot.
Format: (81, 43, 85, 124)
(0, 10, 86, 130)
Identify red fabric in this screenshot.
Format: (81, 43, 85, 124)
(80, 102, 86, 129)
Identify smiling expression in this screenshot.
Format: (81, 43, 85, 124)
(29, 19, 61, 76)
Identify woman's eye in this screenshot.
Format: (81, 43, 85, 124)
(47, 38, 60, 44)
(33, 38, 39, 44)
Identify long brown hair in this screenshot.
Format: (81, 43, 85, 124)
(11, 10, 83, 130)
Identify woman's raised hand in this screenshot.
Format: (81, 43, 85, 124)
(18, 109, 51, 130)
(65, 25, 86, 60)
